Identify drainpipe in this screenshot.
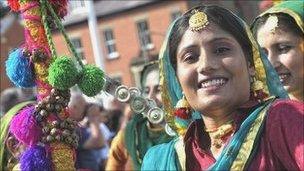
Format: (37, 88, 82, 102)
(85, 0, 104, 69)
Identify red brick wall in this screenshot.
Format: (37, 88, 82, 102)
(52, 1, 188, 87)
(52, 24, 95, 64)
(0, 17, 24, 93)
(99, 1, 188, 86)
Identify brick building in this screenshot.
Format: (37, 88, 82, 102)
(52, 0, 260, 88)
(52, 0, 187, 87)
(1, 0, 261, 92)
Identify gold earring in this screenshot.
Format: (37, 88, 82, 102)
(252, 77, 268, 101)
(174, 95, 191, 119)
(264, 15, 279, 34)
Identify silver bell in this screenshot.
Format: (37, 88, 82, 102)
(165, 123, 177, 137)
(115, 85, 130, 102)
(147, 107, 164, 124)
(129, 87, 141, 96)
(130, 96, 147, 113)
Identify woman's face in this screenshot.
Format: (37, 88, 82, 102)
(143, 69, 162, 107)
(176, 23, 252, 116)
(257, 24, 304, 100)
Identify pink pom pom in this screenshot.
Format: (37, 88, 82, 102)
(10, 105, 42, 146)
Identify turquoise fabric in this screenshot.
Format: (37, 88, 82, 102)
(141, 139, 180, 171)
(125, 114, 172, 170)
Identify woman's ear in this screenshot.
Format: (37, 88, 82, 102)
(6, 136, 20, 158)
(248, 62, 255, 77)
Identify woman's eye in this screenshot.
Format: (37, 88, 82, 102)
(278, 45, 291, 54)
(182, 52, 198, 63)
(156, 85, 161, 93)
(214, 47, 230, 55)
(143, 88, 150, 95)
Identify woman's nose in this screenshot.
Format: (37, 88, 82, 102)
(197, 52, 218, 74)
(267, 51, 281, 68)
(147, 89, 155, 99)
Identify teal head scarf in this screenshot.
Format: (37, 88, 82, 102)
(252, 1, 303, 33)
(159, 5, 289, 136)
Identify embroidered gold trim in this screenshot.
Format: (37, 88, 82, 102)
(230, 100, 273, 170)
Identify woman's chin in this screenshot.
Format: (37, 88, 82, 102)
(195, 96, 229, 112)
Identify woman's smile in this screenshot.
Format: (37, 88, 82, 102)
(198, 76, 228, 93)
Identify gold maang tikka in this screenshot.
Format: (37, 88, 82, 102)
(189, 9, 209, 32)
(264, 15, 279, 34)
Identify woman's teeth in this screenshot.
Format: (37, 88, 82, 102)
(201, 78, 226, 88)
(279, 73, 289, 82)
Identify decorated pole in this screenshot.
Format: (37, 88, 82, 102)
(7, 0, 76, 170)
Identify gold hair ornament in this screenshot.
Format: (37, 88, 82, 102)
(189, 9, 209, 32)
(264, 15, 279, 34)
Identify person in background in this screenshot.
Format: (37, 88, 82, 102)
(95, 105, 111, 170)
(251, 1, 303, 101)
(0, 101, 34, 170)
(106, 61, 173, 170)
(69, 93, 105, 171)
(1, 87, 37, 116)
(142, 5, 303, 170)
(1, 88, 21, 116)
(104, 109, 123, 140)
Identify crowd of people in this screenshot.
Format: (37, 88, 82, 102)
(0, 1, 303, 171)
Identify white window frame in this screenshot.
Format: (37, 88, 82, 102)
(136, 20, 154, 51)
(103, 29, 119, 60)
(69, 0, 86, 14)
(70, 37, 85, 60)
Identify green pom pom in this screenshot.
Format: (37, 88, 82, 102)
(78, 65, 105, 97)
(48, 56, 78, 90)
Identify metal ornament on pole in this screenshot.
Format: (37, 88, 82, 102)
(103, 76, 165, 126)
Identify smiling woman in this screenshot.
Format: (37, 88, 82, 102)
(251, 1, 304, 101)
(175, 23, 252, 118)
(141, 4, 303, 171)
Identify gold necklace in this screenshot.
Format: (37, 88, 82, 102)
(205, 120, 235, 149)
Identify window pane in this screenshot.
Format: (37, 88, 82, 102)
(103, 29, 117, 56)
(71, 38, 84, 59)
(137, 20, 152, 47)
(104, 30, 113, 41)
(109, 44, 116, 53)
(79, 52, 84, 59)
(71, 38, 82, 48)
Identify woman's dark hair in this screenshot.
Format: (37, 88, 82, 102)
(251, 13, 303, 38)
(169, 5, 253, 70)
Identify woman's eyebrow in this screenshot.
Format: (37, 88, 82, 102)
(178, 44, 198, 55)
(207, 37, 233, 44)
